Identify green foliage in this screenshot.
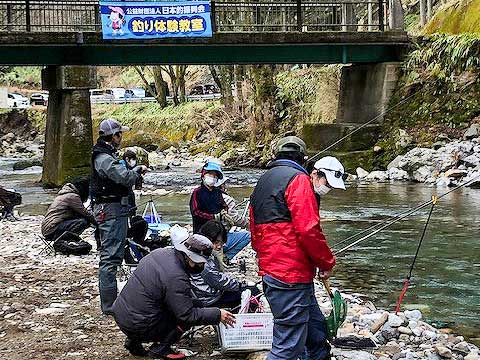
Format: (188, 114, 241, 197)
(406, 34, 480, 78)
(275, 66, 340, 127)
(0, 67, 41, 87)
(424, 0, 480, 34)
(92, 101, 222, 145)
(377, 34, 480, 168)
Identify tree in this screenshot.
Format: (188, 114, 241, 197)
(249, 64, 278, 144)
(134, 66, 168, 108)
(161, 65, 188, 105)
(209, 65, 234, 107)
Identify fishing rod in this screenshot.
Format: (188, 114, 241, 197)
(332, 198, 433, 251)
(395, 195, 437, 314)
(307, 90, 420, 165)
(334, 173, 480, 256)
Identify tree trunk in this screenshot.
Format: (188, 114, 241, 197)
(219, 65, 234, 107)
(209, 65, 223, 93)
(134, 66, 167, 108)
(175, 65, 187, 103)
(234, 65, 244, 104)
(209, 65, 234, 107)
(151, 66, 168, 108)
(165, 65, 179, 105)
(249, 64, 277, 144)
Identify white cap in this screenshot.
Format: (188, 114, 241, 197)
(313, 156, 346, 190)
(214, 176, 229, 188)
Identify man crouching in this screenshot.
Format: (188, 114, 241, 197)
(112, 234, 235, 359)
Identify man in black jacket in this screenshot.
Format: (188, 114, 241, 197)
(112, 234, 235, 359)
(91, 118, 147, 315)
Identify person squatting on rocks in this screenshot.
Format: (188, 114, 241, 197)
(250, 136, 344, 360)
(91, 118, 147, 315)
(189, 161, 250, 261)
(0, 186, 22, 220)
(41, 178, 96, 242)
(112, 233, 236, 359)
(190, 220, 260, 310)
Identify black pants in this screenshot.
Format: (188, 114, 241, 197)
(119, 312, 191, 346)
(45, 218, 89, 242)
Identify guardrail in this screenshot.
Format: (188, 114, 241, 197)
(90, 93, 222, 105)
(0, 0, 390, 33)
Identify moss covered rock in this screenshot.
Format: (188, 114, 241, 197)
(424, 0, 480, 34)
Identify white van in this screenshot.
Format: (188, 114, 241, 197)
(106, 88, 126, 100)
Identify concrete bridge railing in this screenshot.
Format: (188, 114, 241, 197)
(0, 0, 404, 33)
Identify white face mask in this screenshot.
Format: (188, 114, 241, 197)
(203, 175, 217, 187)
(128, 159, 137, 168)
(314, 184, 331, 196)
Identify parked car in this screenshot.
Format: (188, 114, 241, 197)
(90, 89, 114, 103)
(30, 92, 49, 106)
(125, 88, 146, 98)
(7, 93, 29, 108)
(189, 84, 219, 96)
(106, 87, 126, 100)
(145, 83, 170, 97)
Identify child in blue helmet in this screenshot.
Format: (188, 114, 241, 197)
(189, 161, 250, 260)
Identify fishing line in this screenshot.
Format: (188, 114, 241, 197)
(332, 199, 433, 251)
(334, 173, 480, 256)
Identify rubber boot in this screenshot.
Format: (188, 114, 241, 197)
(125, 338, 148, 357)
(100, 287, 117, 315)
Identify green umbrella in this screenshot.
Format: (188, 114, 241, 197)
(322, 278, 348, 340)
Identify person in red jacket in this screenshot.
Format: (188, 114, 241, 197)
(250, 136, 342, 360)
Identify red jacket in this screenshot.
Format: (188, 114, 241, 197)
(250, 160, 335, 283)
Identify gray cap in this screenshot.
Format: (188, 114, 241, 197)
(174, 234, 213, 264)
(276, 136, 307, 154)
(99, 118, 130, 136)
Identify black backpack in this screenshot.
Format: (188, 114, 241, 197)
(53, 232, 92, 256)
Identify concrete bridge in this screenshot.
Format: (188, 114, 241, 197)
(0, 0, 410, 186)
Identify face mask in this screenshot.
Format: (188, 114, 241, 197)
(128, 159, 137, 168)
(187, 263, 205, 274)
(314, 184, 331, 196)
(203, 175, 217, 187)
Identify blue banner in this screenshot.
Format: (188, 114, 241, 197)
(100, 1, 213, 40)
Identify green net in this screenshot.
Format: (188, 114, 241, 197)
(325, 290, 348, 340)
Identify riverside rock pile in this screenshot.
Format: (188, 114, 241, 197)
(1, 217, 478, 359)
(357, 125, 480, 188)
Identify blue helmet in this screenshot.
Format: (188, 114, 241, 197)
(202, 161, 224, 179)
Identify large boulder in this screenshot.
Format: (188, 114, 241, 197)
(387, 155, 404, 170)
(12, 158, 43, 170)
(463, 124, 480, 140)
(413, 165, 433, 182)
(462, 154, 480, 167)
(356, 167, 369, 179)
(366, 171, 388, 181)
(148, 151, 168, 170)
(120, 146, 149, 166)
(388, 167, 410, 181)
(396, 129, 413, 149)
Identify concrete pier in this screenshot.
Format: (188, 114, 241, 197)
(41, 66, 96, 187)
(336, 62, 401, 125)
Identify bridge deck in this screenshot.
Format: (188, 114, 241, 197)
(0, 31, 410, 65)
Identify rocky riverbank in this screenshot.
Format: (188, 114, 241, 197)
(1, 216, 479, 360)
(355, 125, 480, 188)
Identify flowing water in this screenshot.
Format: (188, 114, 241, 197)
(1, 157, 479, 343)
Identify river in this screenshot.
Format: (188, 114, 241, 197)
(1, 157, 479, 344)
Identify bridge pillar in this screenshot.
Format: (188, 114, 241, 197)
(41, 66, 97, 187)
(336, 62, 401, 125)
